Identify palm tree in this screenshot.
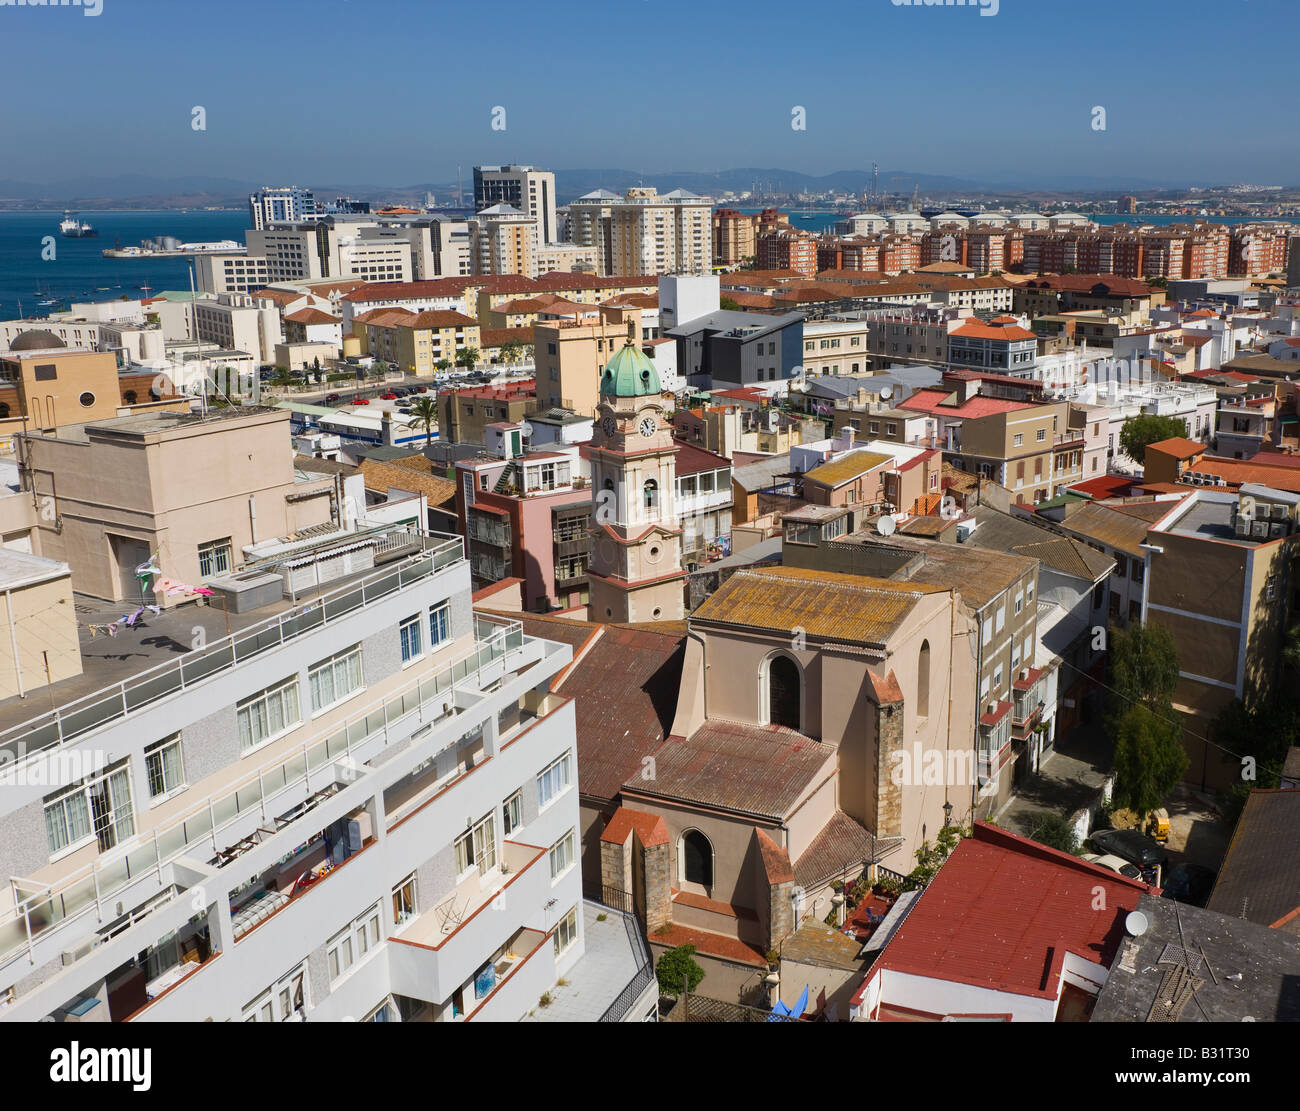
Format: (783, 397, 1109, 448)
(456, 346, 480, 371)
(501, 341, 522, 365)
(408, 395, 439, 447)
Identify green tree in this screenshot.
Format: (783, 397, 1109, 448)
(1112, 703, 1189, 815)
(407, 395, 439, 448)
(1026, 811, 1080, 855)
(500, 341, 523, 365)
(1119, 413, 1190, 464)
(435, 358, 452, 375)
(1106, 622, 1180, 730)
(271, 366, 292, 389)
(1211, 694, 1300, 825)
(1147, 276, 1169, 290)
(719, 296, 742, 311)
(456, 346, 480, 371)
(655, 944, 704, 997)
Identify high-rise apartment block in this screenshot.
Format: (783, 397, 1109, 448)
(473, 166, 557, 247)
(249, 186, 319, 231)
(568, 188, 712, 277)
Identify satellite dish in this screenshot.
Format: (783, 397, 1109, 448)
(879, 385, 893, 400)
(876, 514, 896, 537)
(1125, 910, 1149, 937)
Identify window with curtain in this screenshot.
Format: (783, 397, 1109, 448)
(236, 676, 301, 753)
(43, 760, 135, 857)
(454, 814, 497, 876)
(537, 752, 571, 809)
(308, 645, 364, 713)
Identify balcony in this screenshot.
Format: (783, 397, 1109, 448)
(387, 840, 549, 1004)
(0, 532, 465, 763)
(0, 617, 529, 981)
(464, 927, 551, 1022)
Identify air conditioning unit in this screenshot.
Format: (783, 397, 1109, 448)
(1274, 504, 1291, 520)
(1214, 477, 1227, 487)
(1252, 521, 1268, 538)
(1235, 517, 1251, 536)
(1269, 522, 1287, 538)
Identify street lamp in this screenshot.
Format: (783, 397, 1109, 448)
(942, 800, 953, 828)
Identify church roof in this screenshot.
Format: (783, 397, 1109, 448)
(600, 342, 661, 398)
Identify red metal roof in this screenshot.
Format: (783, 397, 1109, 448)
(899, 389, 1036, 419)
(855, 823, 1150, 1003)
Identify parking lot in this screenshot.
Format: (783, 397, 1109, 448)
(260, 361, 533, 411)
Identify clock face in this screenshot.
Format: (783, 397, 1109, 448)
(639, 416, 657, 439)
(602, 416, 617, 438)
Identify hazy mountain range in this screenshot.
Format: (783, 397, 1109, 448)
(0, 169, 1275, 210)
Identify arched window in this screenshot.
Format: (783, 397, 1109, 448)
(917, 639, 931, 719)
(682, 830, 713, 887)
(123, 390, 137, 405)
(768, 654, 801, 730)
(643, 478, 658, 511)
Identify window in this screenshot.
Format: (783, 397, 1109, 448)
(1014, 590, 1024, 615)
(309, 645, 364, 713)
(549, 829, 576, 881)
(643, 478, 658, 512)
(455, 814, 497, 876)
(502, 790, 522, 836)
(993, 665, 1004, 691)
(427, 601, 451, 649)
(554, 906, 579, 957)
(393, 874, 417, 926)
(237, 676, 301, 753)
(1036, 428, 1046, 442)
(243, 965, 307, 1022)
(198, 537, 232, 578)
(328, 903, 381, 983)
(917, 640, 931, 718)
(43, 760, 135, 857)
(144, 735, 185, 799)
(399, 614, 422, 663)
(537, 752, 571, 809)
(767, 653, 800, 729)
(682, 830, 713, 886)
(1013, 433, 1023, 447)
(78, 391, 96, 408)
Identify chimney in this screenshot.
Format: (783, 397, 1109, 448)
(840, 425, 855, 448)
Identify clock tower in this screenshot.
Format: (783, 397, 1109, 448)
(587, 342, 685, 623)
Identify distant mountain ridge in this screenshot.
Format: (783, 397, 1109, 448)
(0, 169, 1270, 209)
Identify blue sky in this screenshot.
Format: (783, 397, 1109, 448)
(2, 0, 1293, 188)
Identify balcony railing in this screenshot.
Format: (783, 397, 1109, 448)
(0, 533, 465, 764)
(0, 616, 525, 974)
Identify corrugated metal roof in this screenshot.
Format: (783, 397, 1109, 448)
(691, 566, 938, 645)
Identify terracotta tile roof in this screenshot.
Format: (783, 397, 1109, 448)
(756, 828, 795, 885)
(253, 288, 308, 306)
(803, 450, 892, 487)
(692, 566, 941, 645)
(649, 922, 766, 966)
(868, 668, 904, 704)
(1174, 457, 1300, 494)
(949, 322, 1037, 342)
(542, 623, 686, 802)
(794, 811, 902, 890)
(600, 806, 669, 848)
(284, 308, 340, 325)
(357, 457, 457, 507)
(898, 389, 1037, 419)
(855, 823, 1149, 1002)
(342, 278, 478, 302)
(628, 719, 834, 821)
(478, 326, 534, 349)
(1020, 273, 1155, 297)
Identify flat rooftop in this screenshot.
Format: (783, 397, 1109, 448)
(0, 548, 70, 590)
(522, 901, 652, 1022)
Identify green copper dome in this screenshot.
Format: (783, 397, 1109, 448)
(600, 343, 661, 398)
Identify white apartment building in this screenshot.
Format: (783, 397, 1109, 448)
(0, 529, 590, 1023)
(192, 293, 284, 366)
(470, 205, 539, 278)
(195, 251, 273, 296)
(339, 281, 471, 334)
(568, 187, 712, 277)
(246, 222, 413, 285)
(1056, 379, 1219, 470)
(473, 165, 558, 248)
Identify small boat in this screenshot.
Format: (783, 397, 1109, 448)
(59, 213, 98, 238)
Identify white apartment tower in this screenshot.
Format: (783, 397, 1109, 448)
(249, 186, 319, 231)
(568, 187, 712, 278)
(0, 530, 587, 1023)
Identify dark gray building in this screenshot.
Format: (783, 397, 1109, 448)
(666, 310, 805, 390)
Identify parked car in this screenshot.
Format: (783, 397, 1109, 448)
(388, 387, 409, 398)
(1161, 862, 1217, 907)
(1087, 828, 1169, 876)
(325, 393, 341, 404)
(349, 398, 371, 406)
(410, 385, 429, 393)
(379, 391, 398, 400)
(1082, 853, 1143, 881)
